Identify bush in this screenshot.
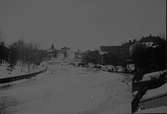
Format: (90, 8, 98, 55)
(130, 35, 167, 81)
(7, 40, 47, 70)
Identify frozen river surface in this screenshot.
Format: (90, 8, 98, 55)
(0, 64, 131, 114)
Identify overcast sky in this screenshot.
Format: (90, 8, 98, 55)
(0, 0, 166, 50)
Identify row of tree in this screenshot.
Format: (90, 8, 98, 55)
(0, 40, 48, 71)
(81, 35, 167, 76)
(130, 35, 167, 81)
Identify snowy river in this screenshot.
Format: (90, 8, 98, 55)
(0, 63, 132, 114)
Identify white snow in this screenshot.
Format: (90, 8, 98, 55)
(0, 64, 9, 77)
(0, 64, 45, 79)
(136, 106, 167, 113)
(142, 69, 167, 81)
(0, 63, 131, 114)
(141, 83, 167, 102)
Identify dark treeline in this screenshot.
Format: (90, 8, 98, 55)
(131, 36, 167, 113)
(0, 42, 9, 63)
(0, 40, 48, 71)
(130, 35, 167, 82)
(81, 35, 167, 76)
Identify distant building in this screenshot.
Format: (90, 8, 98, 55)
(56, 50, 65, 60)
(47, 48, 56, 59)
(99, 45, 132, 68)
(47, 44, 57, 59)
(61, 47, 70, 58)
(74, 49, 82, 59)
(100, 45, 129, 55)
(100, 46, 121, 53)
(55, 47, 74, 60)
(99, 46, 122, 65)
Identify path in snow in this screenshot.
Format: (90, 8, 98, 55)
(0, 64, 132, 114)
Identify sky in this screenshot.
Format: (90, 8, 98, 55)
(0, 0, 166, 50)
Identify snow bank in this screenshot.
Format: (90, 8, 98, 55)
(142, 69, 167, 81)
(136, 106, 167, 113)
(0, 64, 45, 79)
(141, 83, 167, 102)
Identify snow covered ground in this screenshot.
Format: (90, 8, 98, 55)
(141, 83, 167, 101)
(136, 106, 167, 113)
(0, 63, 45, 79)
(0, 63, 132, 114)
(134, 71, 167, 113)
(142, 69, 167, 81)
